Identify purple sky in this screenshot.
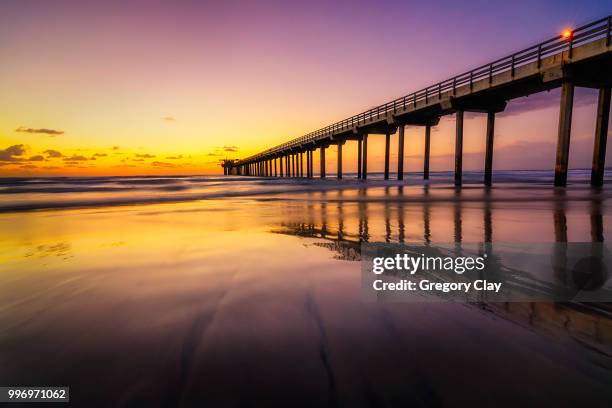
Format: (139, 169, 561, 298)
(0, 0, 610, 175)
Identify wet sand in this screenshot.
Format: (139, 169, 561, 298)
(1, 176, 612, 406)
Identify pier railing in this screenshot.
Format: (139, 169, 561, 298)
(238, 14, 611, 164)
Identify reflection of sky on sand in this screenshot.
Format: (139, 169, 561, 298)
(1, 184, 612, 406)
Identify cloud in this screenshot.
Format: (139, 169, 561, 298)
(93, 153, 107, 157)
(63, 154, 88, 161)
(207, 152, 222, 156)
(16, 126, 64, 136)
(402, 136, 601, 171)
(112, 146, 120, 150)
(135, 153, 156, 158)
(132, 158, 145, 162)
(166, 154, 187, 159)
(0, 144, 27, 161)
(152, 161, 179, 168)
(500, 88, 597, 118)
(44, 149, 63, 158)
(223, 145, 238, 152)
(20, 164, 37, 169)
(162, 116, 176, 122)
(28, 155, 45, 161)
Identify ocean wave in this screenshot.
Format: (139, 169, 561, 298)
(0, 170, 610, 212)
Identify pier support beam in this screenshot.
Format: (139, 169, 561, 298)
(384, 130, 390, 180)
(337, 143, 343, 179)
(424, 125, 431, 180)
(310, 150, 314, 178)
(484, 112, 496, 186)
(320, 146, 326, 178)
(397, 125, 405, 180)
(591, 87, 610, 187)
(455, 110, 464, 187)
(299, 152, 303, 177)
(362, 134, 368, 180)
(554, 80, 575, 187)
(357, 139, 362, 179)
(279, 157, 283, 177)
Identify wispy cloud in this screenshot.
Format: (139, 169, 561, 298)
(63, 154, 89, 161)
(93, 153, 107, 157)
(500, 88, 597, 118)
(223, 145, 238, 152)
(135, 153, 156, 158)
(162, 116, 176, 122)
(0, 144, 27, 161)
(152, 161, 179, 168)
(16, 126, 64, 136)
(44, 149, 63, 158)
(28, 155, 45, 161)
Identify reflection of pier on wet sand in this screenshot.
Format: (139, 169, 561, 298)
(272, 187, 612, 355)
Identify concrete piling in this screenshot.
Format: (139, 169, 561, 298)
(554, 80, 575, 187)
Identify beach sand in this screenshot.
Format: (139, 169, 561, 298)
(1, 173, 612, 406)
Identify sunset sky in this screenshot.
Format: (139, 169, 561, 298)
(1, 0, 611, 176)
